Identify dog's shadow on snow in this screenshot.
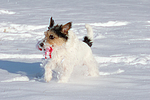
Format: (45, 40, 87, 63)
(0, 60, 44, 80)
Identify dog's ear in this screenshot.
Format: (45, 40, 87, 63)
(61, 22, 72, 34)
(48, 17, 54, 29)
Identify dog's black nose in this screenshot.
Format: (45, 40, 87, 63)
(40, 43, 44, 47)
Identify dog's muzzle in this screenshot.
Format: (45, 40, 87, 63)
(37, 41, 53, 59)
(37, 41, 44, 51)
(39, 42, 44, 48)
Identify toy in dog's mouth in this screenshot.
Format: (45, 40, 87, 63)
(44, 47, 53, 59)
(38, 46, 53, 59)
(37, 42, 53, 59)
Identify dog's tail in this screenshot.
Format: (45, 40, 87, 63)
(83, 24, 93, 47)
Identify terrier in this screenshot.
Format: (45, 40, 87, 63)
(37, 17, 99, 83)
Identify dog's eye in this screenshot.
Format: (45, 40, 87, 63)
(49, 35, 55, 39)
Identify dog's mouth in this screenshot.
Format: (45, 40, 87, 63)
(37, 41, 54, 59)
(37, 41, 54, 51)
(36, 41, 43, 51)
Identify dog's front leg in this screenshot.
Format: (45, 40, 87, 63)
(44, 61, 55, 82)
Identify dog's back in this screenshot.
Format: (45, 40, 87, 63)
(65, 24, 95, 64)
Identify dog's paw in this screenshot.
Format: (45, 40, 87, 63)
(44, 76, 52, 82)
(44, 72, 52, 82)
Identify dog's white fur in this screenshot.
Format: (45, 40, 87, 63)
(44, 24, 99, 83)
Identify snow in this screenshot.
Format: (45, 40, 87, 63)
(1, 76, 29, 82)
(0, 0, 150, 100)
(0, 10, 16, 15)
(75, 21, 129, 27)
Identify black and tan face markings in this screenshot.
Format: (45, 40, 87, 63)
(44, 30, 66, 46)
(43, 17, 72, 46)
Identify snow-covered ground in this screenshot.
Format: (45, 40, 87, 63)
(0, 0, 150, 100)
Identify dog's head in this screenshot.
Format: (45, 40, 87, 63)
(38, 17, 72, 51)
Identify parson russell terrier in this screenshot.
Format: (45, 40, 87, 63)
(37, 17, 99, 83)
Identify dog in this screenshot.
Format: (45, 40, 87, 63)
(37, 17, 99, 83)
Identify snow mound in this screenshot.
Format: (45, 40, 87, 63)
(99, 69, 124, 76)
(1, 76, 29, 82)
(96, 54, 150, 65)
(0, 23, 46, 33)
(0, 9, 16, 14)
(74, 21, 129, 27)
(0, 53, 43, 59)
(90, 21, 129, 27)
(131, 38, 150, 41)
